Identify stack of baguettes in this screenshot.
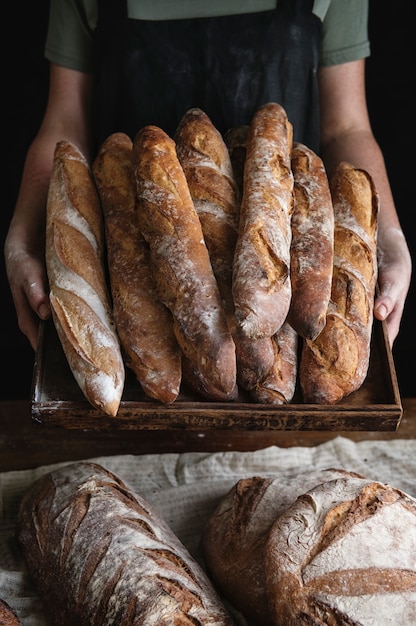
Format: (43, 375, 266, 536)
(45, 102, 379, 415)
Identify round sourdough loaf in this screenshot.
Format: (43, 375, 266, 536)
(202, 468, 362, 624)
(265, 476, 416, 625)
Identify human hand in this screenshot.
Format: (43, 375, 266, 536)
(374, 227, 412, 346)
(4, 240, 51, 351)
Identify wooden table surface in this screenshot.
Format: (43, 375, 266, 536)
(1, 397, 415, 472)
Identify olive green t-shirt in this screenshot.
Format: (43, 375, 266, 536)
(45, 0, 370, 74)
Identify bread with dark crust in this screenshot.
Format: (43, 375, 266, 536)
(93, 132, 182, 404)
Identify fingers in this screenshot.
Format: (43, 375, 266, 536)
(374, 293, 401, 346)
(7, 256, 51, 351)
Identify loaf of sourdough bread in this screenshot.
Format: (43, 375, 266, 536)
(232, 102, 294, 339)
(202, 468, 361, 625)
(45, 140, 125, 416)
(266, 476, 416, 626)
(16, 462, 236, 626)
(93, 132, 182, 404)
(300, 161, 379, 404)
(133, 125, 237, 399)
(288, 142, 334, 340)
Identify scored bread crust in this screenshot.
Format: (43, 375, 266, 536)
(224, 122, 296, 402)
(45, 140, 125, 416)
(133, 125, 236, 398)
(232, 102, 294, 339)
(300, 161, 379, 404)
(16, 462, 236, 626)
(288, 142, 334, 341)
(93, 132, 182, 404)
(202, 468, 362, 625)
(174, 108, 239, 400)
(265, 476, 416, 626)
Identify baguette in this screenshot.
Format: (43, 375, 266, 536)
(93, 132, 182, 404)
(174, 107, 240, 302)
(232, 102, 294, 339)
(288, 142, 334, 340)
(265, 477, 416, 626)
(45, 140, 124, 416)
(202, 469, 362, 625)
(16, 462, 235, 626)
(300, 161, 379, 403)
(225, 124, 297, 402)
(133, 125, 237, 398)
(174, 108, 239, 400)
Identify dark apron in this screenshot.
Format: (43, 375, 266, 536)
(93, 0, 322, 150)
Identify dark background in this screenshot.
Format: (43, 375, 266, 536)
(2, 1, 415, 400)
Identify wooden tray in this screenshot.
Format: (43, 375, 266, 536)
(31, 319, 402, 431)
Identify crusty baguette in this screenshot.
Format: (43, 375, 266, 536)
(300, 161, 379, 404)
(0, 599, 23, 626)
(174, 107, 240, 301)
(265, 477, 416, 626)
(225, 124, 297, 402)
(45, 140, 124, 416)
(232, 102, 294, 339)
(174, 108, 239, 400)
(93, 132, 182, 404)
(133, 125, 237, 398)
(16, 462, 235, 626)
(288, 142, 334, 340)
(202, 469, 362, 625)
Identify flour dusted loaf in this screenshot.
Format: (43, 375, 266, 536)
(93, 132, 182, 404)
(265, 476, 416, 626)
(45, 140, 125, 416)
(224, 122, 297, 403)
(174, 108, 239, 400)
(289, 142, 334, 340)
(232, 102, 294, 339)
(202, 468, 361, 625)
(300, 161, 379, 404)
(133, 125, 236, 399)
(16, 462, 235, 626)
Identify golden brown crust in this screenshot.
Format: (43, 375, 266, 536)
(300, 161, 379, 404)
(133, 125, 237, 397)
(17, 462, 235, 626)
(175, 107, 239, 303)
(265, 477, 416, 626)
(232, 102, 294, 339)
(202, 469, 363, 625)
(45, 140, 125, 416)
(93, 132, 182, 404)
(288, 142, 334, 340)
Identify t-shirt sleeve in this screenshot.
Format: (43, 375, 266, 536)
(319, 0, 370, 67)
(45, 0, 97, 74)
